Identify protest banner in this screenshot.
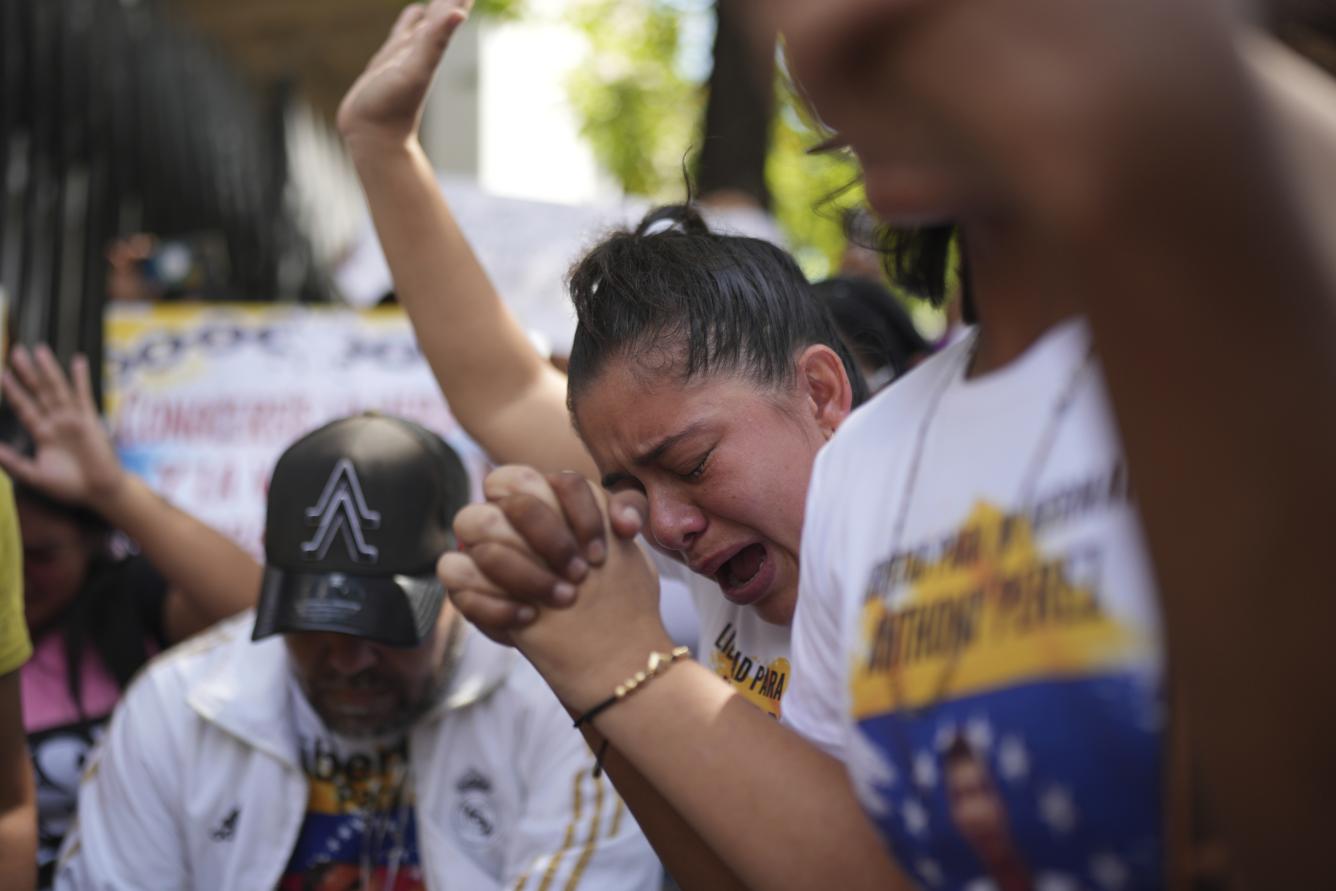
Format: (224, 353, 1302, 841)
(106, 303, 488, 556)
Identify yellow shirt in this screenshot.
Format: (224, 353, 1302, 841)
(0, 471, 32, 674)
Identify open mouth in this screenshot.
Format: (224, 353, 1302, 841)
(715, 543, 772, 605)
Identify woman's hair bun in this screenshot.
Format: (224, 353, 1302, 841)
(633, 203, 711, 238)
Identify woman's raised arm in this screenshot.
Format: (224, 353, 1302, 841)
(338, 0, 593, 477)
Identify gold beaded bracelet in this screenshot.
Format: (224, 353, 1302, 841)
(573, 646, 692, 731)
(574, 646, 690, 777)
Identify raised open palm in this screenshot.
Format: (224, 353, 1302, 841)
(336, 0, 473, 147)
(0, 345, 125, 508)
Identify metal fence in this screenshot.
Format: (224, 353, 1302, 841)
(1, 0, 327, 388)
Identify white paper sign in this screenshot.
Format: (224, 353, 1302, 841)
(106, 303, 489, 556)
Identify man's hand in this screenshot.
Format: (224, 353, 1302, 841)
(0, 346, 126, 511)
(336, 0, 473, 152)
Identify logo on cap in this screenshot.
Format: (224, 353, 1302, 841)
(302, 458, 382, 563)
(294, 572, 365, 624)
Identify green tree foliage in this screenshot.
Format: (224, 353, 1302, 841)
(560, 0, 865, 279)
(465, 0, 945, 330)
(471, 0, 527, 19)
(565, 1, 701, 199)
(766, 85, 866, 279)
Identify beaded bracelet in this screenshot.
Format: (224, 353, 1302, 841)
(574, 646, 691, 729)
(574, 646, 691, 777)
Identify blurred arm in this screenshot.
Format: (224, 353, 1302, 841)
(0, 672, 36, 891)
(92, 475, 260, 642)
(1029, 15, 1336, 888)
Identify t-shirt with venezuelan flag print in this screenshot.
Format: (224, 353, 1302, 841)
(784, 320, 1164, 891)
(280, 678, 426, 891)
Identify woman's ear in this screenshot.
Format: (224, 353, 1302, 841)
(796, 345, 854, 439)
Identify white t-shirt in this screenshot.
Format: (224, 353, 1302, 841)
(784, 320, 1165, 890)
(650, 550, 793, 719)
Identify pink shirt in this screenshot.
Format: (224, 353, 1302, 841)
(22, 631, 125, 733)
(24, 629, 159, 879)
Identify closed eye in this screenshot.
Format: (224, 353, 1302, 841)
(682, 449, 712, 482)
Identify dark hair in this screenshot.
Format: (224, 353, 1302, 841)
(944, 733, 984, 769)
(813, 276, 931, 381)
(565, 204, 869, 412)
(873, 224, 955, 305)
(10, 481, 109, 539)
(868, 223, 976, 325)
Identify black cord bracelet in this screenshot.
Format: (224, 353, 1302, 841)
(571, 646, 690, 729)
(574, 693, 622, 729)
(573, 646, 691, 781)
(592, 739, 610, 778)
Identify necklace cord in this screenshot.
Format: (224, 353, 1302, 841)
(879, 334, 1098, 796)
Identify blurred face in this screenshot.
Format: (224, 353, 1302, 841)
(17, 499, 96, 636)
(772, 2, 976, 225)
(285, 607, 456, 738)
(574, 355, 842, 626)
(946, 756, 1010, 855)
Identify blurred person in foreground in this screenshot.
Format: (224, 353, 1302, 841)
(436, 3, 1336, 891)
(0, 347, 259, 886)
(0, 469, 37, 891)
(54, 412, 657, 890)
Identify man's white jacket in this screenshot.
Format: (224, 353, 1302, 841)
(56, 613, 660, 890)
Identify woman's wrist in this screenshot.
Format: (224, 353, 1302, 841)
(343, 129, 423, 172)
(522, 623, 678, 714)
(572, 645, 691, 728)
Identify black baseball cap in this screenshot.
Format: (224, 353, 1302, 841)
(252, 413, 470, 647)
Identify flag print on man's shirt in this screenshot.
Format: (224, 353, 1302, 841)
(279, 734, 426, 891)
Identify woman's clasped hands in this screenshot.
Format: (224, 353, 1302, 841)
(439, 465, 677, 711)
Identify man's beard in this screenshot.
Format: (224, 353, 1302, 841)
(307, 659, 452, 739)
